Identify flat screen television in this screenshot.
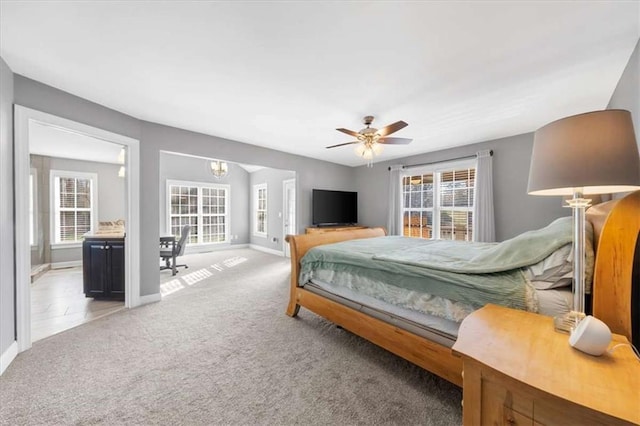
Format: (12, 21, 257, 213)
(312, 189, 358, 226)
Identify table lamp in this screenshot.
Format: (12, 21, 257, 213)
(528, 109, 640, 332)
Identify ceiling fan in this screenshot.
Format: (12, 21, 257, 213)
(327, 115, 412, 166)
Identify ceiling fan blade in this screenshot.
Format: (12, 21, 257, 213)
(377, 121, 408, 137)
(326, 141, 360, 149)
(336, 128, 360, 138)
(379, 137, 412, 145)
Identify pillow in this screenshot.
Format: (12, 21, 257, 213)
(524, 220, 595, 293)
(524, 243, 573, 290)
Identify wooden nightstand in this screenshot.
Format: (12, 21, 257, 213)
(452, 304, 639, 426)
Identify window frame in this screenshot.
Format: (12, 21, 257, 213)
(29, 168, 37, 248)
(166, 179, 230, 246)
(400, 158, 476, 241)
(253, 183, 268, 237)
(50, 170, 98, 248)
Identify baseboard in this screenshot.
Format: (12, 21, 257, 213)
(184, 243, 248, 255)
(0, 341, 18, 376)
(30, 263, 51, 283)
(139, 293, 161, 305)
(51, 260, 82, 269)
(249, 244, 284, 257)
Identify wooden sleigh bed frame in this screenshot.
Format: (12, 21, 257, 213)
(286, 190, 640, 387)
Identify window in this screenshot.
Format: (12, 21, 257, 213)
(51, 170, 97, 244)
(401, 160, 475, 241)
(167, 180, 229, 244)
(254, 183, 267, 237)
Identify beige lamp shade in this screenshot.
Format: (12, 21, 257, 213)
(528, 110, 640, 195)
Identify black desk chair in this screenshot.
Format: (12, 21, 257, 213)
(160, 225, 191, 275)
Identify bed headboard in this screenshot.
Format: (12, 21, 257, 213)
(592, 190, 640, 347)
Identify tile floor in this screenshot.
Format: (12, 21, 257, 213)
(31, 267, 124, 342)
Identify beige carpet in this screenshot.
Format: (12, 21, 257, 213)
(1, 248, 462, 425)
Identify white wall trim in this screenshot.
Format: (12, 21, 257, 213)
(184, 242, 233, 255)
(50, 242, 83, 250)
(249, 244, 284, 257)
(139, 293, 162, 305)
(282, 178, 296, 258)
(0, 341, 18, 376)
(51, 260, 82, 270)
(14, 105, 141, 353)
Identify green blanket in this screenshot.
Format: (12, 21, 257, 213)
(300, 217, 591, 311)
(374, 217, 581, 273)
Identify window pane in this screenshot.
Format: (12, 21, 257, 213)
(402, 211, 410, 237)
(422, 188, 433, 208)
(60, 211, 74, 227)
(60, 193, 75, 209)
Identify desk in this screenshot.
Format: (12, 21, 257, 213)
(160, 235, 177, 276)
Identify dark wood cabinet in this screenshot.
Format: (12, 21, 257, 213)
(83, 236, 125, 301)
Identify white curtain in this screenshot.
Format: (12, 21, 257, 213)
(472, 150, 495, 242)
(387, 165, 404, 235)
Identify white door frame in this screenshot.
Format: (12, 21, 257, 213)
(282, 178, 296, 258)
(14, 105, 141, 353)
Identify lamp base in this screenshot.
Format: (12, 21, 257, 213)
(553, 310, 586, 333)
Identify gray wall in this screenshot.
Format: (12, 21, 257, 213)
(14, 75, 354, 297)
(0, 58, 15, 356)
(141, 122, 353, 296)
(30, 155, 125, 266)
(354, 133, 568, 242)
(158, 152, 250, 246)
(608, 38, 639, 151)
(249, 168, 296, 252)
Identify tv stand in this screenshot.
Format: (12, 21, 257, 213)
(305, 225, 367, 234)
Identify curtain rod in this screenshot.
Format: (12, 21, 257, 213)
(387, 150, 493, 171)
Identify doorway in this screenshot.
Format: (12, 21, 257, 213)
(283, 179, 296, 258)
(14, 106, 141, 352)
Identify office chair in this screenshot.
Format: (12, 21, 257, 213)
(160, 224, 191, 275)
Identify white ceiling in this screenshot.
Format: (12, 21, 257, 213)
(1, 1, 638, 167)
(29, 122, 124, 165)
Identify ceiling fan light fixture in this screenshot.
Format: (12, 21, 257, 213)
(329, 116, 411, 167)
(354, 143, 368, 157)
(371, 141, 384, 155)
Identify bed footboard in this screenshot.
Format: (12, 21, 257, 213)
(286, 227, 386, 317)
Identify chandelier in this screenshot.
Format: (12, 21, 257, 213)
(210, 160, 228, 178)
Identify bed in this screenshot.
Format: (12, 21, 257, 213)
(285, 190, 640, 387)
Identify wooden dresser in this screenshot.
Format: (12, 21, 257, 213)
(305, 225, 367, 234)
(452, 304, 639, 426)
